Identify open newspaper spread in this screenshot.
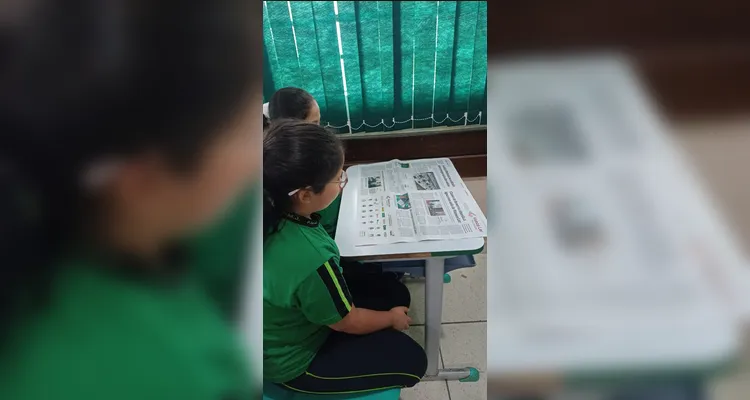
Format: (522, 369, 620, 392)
(353, 158, 487, 246)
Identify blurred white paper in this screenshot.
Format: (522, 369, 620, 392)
(487, 54, 748, 375)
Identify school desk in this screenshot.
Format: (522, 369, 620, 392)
(486, 55, 748, 396)
(335, 163, 485, 382)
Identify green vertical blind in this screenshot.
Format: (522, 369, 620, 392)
(263, 1, 487, 133)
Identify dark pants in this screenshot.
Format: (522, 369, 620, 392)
(281, 274, 427, 395)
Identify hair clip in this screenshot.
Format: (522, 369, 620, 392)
(288, 188, 301, 196)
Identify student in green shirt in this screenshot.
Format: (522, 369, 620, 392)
(0, 2, 260, 399)
(263, 120, 427, 395)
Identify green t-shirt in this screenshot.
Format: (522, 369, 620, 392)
(263, 212, 354, 383)
(189, 186, 255, 320)
(0, 188, 256, 400)
(317, 193, 342, 238)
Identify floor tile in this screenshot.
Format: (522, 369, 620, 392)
(551, 390, 607, 400)
(404, 279, 427, 325)
(400, 380, 451, 400)
(447, 372, 487, 400)
(443, 253, 487, 323)
(442, 322, 488, 400)
(464, 178, 487, 214)
(404, 325, 445, 370)
(401, 326, 450, 400)
(710, 367, 750, 400)
(405, 253, 487, 325)
(440, 322, 487, 372)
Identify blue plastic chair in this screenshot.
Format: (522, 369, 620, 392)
(380, 255, 476, 283)
(263, 381, 401, 400)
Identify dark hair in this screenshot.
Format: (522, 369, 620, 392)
(263, 120, 343, 236)
(0, 1, 259, 332)
(268, 87, 316, 121)
(263, 114, 270, 130)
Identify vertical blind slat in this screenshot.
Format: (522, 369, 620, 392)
(433, 1, 458, 122)
(312, 1, 348, 126)
(265, 2, 302, 88)
(263, 4, 280, 97)
(356, 2, 389, 130)
(468, 1, 488, 114)
(412, 2, 439, 129)
(394, 1, 416, 131)
(289, 2, 328, 116)
(376, 2, 395, 130)
(263, 46, 276, 101)
(337, 1, 364, 131)
(450, 0, 479, 124)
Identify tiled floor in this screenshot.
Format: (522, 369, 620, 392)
(400, 178, 488, 400)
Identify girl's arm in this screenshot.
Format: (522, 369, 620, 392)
(329, 306, 409, 335)
(297, 259, 411, 335)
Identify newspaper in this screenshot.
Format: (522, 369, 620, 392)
(354, 158, 487, 246)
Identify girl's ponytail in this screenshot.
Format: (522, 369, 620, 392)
(262, 188, 279, 237)
(263, 186, 293, 238)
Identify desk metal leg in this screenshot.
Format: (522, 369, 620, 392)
(424, 257, 444, 377)
(422, 257, 481, 382)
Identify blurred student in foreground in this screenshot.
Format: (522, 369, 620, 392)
(0, 1, 262, 399)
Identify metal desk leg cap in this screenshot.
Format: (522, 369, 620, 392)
(459, 367, 480, 383)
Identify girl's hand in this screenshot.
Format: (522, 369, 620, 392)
(389, 306, 411, 331)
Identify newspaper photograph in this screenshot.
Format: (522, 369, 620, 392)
(354, 159, 487, 246)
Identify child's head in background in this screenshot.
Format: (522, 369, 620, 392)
(263, 120, 345, 236)
(268, 87, 321, 125)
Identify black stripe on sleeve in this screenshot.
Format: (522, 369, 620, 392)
(315, 258, 353, 318)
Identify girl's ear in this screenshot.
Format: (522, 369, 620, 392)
(298, 188, 315, 204)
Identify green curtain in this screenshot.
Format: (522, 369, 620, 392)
(263, 1, 486, 133)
